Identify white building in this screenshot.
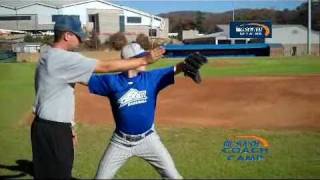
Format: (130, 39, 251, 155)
(215, 24, 320, 56)
(12, 42, 41, 53)
(0, 4, 15, 14)
(265, 25, 320, 56)
(0, 0, 169, 41)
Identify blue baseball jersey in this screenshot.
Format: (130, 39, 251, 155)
(88, 67, 175, 135)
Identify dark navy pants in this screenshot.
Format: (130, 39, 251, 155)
(31, 116, 74, 179)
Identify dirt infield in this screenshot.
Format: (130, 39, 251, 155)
(75, 75, 320, 130)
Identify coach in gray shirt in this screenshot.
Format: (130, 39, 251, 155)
(31, 15, 164, 179)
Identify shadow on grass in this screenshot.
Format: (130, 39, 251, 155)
(0, 159, 33, 179)
(0, 159, 79, 179)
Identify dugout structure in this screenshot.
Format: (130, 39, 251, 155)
(164, 43, 270, 58)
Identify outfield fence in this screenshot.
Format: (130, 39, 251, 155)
(0, 50, 16, 63)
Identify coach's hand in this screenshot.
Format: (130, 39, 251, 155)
(144, 47, 165, 64)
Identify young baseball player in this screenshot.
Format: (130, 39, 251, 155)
(32, 16, 164, 179)
(88, 43, 207, 179)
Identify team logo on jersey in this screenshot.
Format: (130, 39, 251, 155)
(118, 88, 148, 108)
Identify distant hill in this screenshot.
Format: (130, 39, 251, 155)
(158, 2, 320, 36)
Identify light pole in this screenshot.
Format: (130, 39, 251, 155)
(308, 0, 311, 55)
(232, 1, 235, 22)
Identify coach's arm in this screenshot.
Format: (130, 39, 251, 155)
(95, 47, 165, 73)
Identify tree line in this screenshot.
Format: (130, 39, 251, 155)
(158, 2, 320, 35)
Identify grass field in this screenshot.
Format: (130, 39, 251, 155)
(0, 56, 320, 179)
(152, 55, 320, 77)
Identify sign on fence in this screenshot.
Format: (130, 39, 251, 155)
(230, 21, 272, 38)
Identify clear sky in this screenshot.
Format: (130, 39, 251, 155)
(112, 0, 306, 15)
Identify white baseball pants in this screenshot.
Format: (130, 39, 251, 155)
(95, 131, 182, 179)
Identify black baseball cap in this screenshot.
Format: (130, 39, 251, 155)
(54, 15, 86, 42)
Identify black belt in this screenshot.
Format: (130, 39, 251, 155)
(115, 129, 154, 142)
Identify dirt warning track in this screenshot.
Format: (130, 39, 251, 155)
(75, 75, 320, 130)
